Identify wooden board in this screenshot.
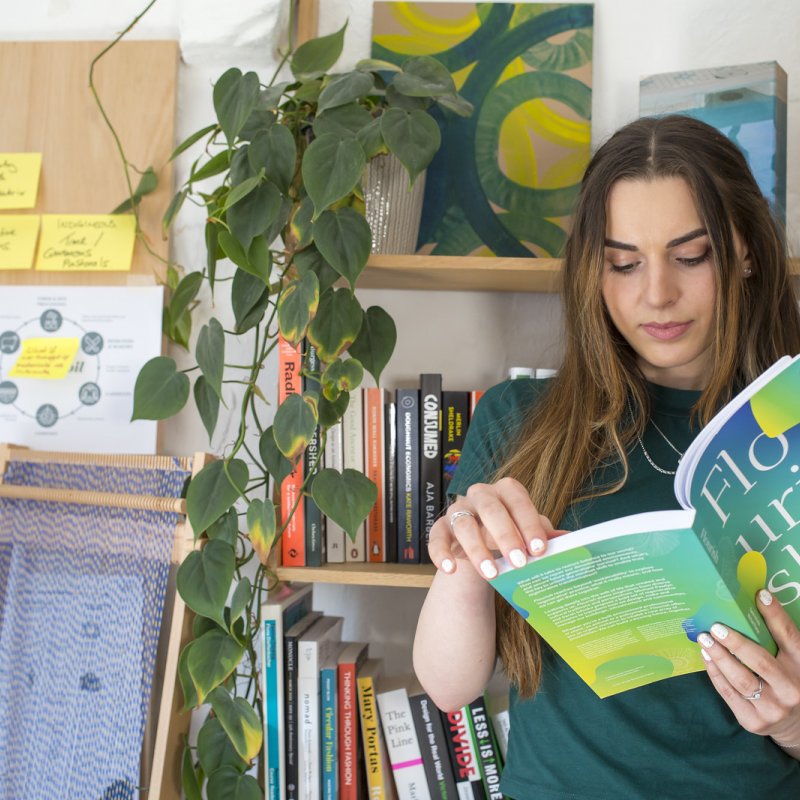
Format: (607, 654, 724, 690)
(296, 0, 319, 43)
(0, 40, 178, 286)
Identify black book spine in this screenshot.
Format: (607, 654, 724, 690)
(409, 692, 458, 800)
(384, 401, 397, 563)
(441, 706, 486, 800)
(304, 343, 325, 566)
(419, 373, 442, 565)
(396, 388, 420, 563)
(441, 391, 470, 499)
(467, 696, 503, 800)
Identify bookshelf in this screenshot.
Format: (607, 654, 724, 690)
(276, 562, 435, 588)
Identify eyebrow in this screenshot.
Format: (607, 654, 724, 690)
(604, 228, 708, 251)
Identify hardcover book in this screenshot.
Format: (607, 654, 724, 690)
(321, 642, 347, 800)
(384, 401, 398, 563)
(324, 420, 346, 563)
(440, 705, 486, 800)
(465, 696, 503, 800)
(420, 374, 443, 565)
(338, 641, 370, 800)
(490, 355, 800, 697)
(304, 342, 326, 567)
(442, 392, 470, 498)
(365, 388, 389, 562)
(357, 658, 398, 800)
(396, 388, 420, 563)
(344, 388, 367, 562)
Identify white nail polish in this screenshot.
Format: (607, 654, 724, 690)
(758, 589, 773, 606)
(509, 549, 527, 568)
(529, 538, 545, 555)
(700, 648, 712, 662)
(441, 558, 454, 574)
(697, 632, 714, 649)
(480, 559, 498, 579)
(710, 623, 729, 640)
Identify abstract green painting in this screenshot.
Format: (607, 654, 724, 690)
(372, 2, 593, 257)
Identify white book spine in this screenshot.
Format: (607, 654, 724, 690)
(343, 388, 366, 561)
(324, 421, 345, 563)
(377, 688, 432, 800)
(490, 708, 510, 762)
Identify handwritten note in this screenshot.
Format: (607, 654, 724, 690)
(0, 153, 43, 209)
(35, 214, 136, 272)
(0, 215, 40, 270)
(9, 337, 80, 380)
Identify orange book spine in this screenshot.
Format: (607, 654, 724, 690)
(364, 388, 385, 562)
(470, 389, 485, 418)
(279, 335, 305, 566)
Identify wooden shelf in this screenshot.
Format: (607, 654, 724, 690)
(276, 562, 435, 588)
(360, 255, 800, 293)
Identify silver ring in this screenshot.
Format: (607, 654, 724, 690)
(449, 509, 476, 528)
(741, 678, 764, 701)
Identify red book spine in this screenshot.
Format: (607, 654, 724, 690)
(339, 659, 361, 800)
(364, 388, 385, 562)
(279, 335, 305, 566)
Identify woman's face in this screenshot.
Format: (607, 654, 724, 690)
(601, 176, 741, 390)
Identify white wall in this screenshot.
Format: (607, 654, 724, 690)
(5, 0, 800, 675)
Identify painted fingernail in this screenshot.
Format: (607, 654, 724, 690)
(441, 558, 454, 574)
(509, 548, 527, 568)
(529, 538, 546, 555)
(480, 559, 498, 579)
(710, 623, 729, 640)
(700, 648, 712, 662)
(758, 589, 773, 606)
(698, 632, 714, 648)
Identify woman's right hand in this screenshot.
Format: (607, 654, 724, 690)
(427, 477, 567, 580)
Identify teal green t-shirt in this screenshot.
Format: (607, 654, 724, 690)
(448, 379, 800, 800)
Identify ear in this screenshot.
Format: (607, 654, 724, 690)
(742, 250, 753, 277)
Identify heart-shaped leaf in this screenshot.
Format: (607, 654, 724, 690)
(178, 642, 199, 710)
(293, 246, 340, 294)
(228, 181, 283, 252)
(289, 196, 315, 250)
(169, 271, 203, 323)
(321, 358, 364, 401)
(186, 459, 249, 536)
(393, 56, 456, 97)
(169, 122, 218, 162)
(162, 187, 188, 234)
(312, 468, 377, 542)
(312, 208, 372, 291)
(188, 628, 245, 704)
(132, 357, 190, 421)
(197, 717, 248, 777)
(223, 170, 264, 212)
(208, 687, 263, 763)
(307, 288, 364, 364)
(357, 117, 386, 159)
(259, 427, 294, 486)
(207, 507, 239, 547)
(291, 23, 347, 80)
(355, 58, 401, 74)
(229, 576, 251, 629)
(177, 539, 235, 628)
(248, 125, 297, 195)
(246, 498, 276, 566)
(273, 394, 317, 460)
(213, 68, 260, 144)
(347, 306, 397, 386)
(318, 71, 375, 114)
(182, 747, 202, 800)
(314, 103, 373, 139)
(232, 269, 269, 333)
(191, 149, 231, 183)
(206, 767, 261, 800)
(194, 374, 221, 441)
(318, 391, 350, 428)
(302, 134, 366, 218)
(196, 317, 225, 399)
(381, 108, 441, 185)
(277, 271, 320, 347)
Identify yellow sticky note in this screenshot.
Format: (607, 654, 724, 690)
(0, 215, 40, 270)
(35, 214, 136, 272)
(0, 153, 43, 209)
(9, 337, 80, 380)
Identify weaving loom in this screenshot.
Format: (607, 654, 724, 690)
(0, 445, 207, 799)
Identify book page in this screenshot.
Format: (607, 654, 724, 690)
(491, 510, 755, 697)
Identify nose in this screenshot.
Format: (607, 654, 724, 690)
(643, 259, 678, 308)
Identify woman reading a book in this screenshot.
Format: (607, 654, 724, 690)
(414, 115, 800, 798)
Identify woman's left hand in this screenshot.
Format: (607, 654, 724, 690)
(699, 589, 800, 758)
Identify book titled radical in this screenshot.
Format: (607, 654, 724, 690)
(490, 355, 800, 698)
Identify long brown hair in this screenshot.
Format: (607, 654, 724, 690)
(495, 115, 800, 697)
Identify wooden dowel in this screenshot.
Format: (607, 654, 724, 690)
(0, 484, 187, 514)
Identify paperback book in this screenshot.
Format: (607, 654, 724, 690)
(490, 356, 800, 697)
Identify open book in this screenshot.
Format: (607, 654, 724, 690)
(490, 355, 800, 697)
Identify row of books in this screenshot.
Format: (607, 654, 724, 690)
(278, 336, 484, 566)
(262, 583, 509, 800)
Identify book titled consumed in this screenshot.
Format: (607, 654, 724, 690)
(490, 355, 800, 698)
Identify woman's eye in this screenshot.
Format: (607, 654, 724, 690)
(676, 247, 712, 267)
(608, 261, 639, 273)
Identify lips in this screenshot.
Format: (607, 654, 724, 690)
(641, 322, 692, 340)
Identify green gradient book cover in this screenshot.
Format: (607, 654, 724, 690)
(491, 354, 800, 697)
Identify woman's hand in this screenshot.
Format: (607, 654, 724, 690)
(698, 589, 800, 759)
(427, 477, 567, 580)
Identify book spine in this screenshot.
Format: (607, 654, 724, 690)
(324, 421, 346, 563)
(419, 374, 442, 565)
(321, 666, 338, 800)
(441, 392, 470, 500)
(377, 688, 432, 800)
(279, 334, 305, 566)
(409, 693, 458, 800)
(396, 389, 420, 563)
(466, 697, 502, 800)
(384, 401, 398, 563)
(365, 388, 386, 562)
(441, 707, 486, 800)
(299, 646, 322, 800)
(344, 388, 366, 561)
(286, 622, 314, 800)
(304, 342, 325, 567)
(488, 709, 509, 764)
(339, 661, 362, 800)
(357, 673, 394, 800)
(469, 390, 484, 418)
